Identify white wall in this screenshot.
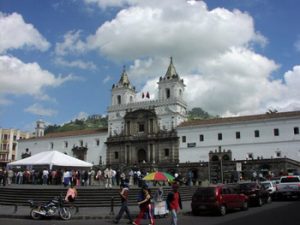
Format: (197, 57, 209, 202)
(178, 118, 300, 162)
(17, 132, 108, 166)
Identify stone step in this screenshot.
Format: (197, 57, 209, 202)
(0, 186, 198, 207)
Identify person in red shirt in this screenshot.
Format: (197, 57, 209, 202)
(166, 182, 182, 225)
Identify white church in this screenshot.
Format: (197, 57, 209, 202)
(18, 58, 300, 167)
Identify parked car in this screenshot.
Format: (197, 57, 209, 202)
(261, 181, 276, 196)
(191, 184, 248, 216)
(237, 182, 271, 206)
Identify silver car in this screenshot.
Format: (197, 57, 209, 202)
(261, 181, 276, 195)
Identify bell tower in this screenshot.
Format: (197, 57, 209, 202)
(156, 57, 187, 130)
(111, 66, 136, 106)
(108, 66, 137, 136)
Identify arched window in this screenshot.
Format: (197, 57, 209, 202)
(117, 95, 121, 104)
(166, 88, 170, 98)
(179, 89, 182, 96)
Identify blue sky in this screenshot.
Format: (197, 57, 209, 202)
(1, 0, 300, 132)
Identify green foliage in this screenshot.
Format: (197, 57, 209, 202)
(44, 115, 108, 134)
(187, 107, 216, 120)
(44, 108, 215, 134)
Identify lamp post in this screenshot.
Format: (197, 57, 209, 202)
(220, 156, 223, 184)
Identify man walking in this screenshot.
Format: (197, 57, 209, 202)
(113, 183, 133, 224)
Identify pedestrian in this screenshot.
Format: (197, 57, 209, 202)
(42, 168, 49, 185)
(166, 182, 182, 225)
(113, 183, 133, 224)
(7, 168, 14, 185)
(154, 186, 167, 217)
(132, 184, 154, 225)
(65, 182, 78, 203)
(104, 166, 113, 189)
(95, 168, 103, 186)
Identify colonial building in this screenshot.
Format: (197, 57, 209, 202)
(106, 57, 187, 166)
(17, 128, 107, 166)
(16, 58, 300, 176)
(177, 111, 300, 162)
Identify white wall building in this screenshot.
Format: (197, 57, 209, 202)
(177, 111, 300, 162)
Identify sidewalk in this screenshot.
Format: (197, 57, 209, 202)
(0, 201, 191, 220)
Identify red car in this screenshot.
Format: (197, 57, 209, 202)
(191, 184, 248, 216)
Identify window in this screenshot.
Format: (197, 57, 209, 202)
(126, 121, 131, 135)
(218, 133, 222, 141)
(114, 152, 119, 159)
(247, 153, 253, 159)
(294, 127, 299, 135)
(149, 119, 154, 133)
(254, 130, 260, 138)
(139, 123, 145, 132)
(166, 88, 170, 98)
(179, 89, 182, 96)
(274, 128, 279, 136)
(164, 149, 169, 157)
(64, 141, 68, 148)
(199, 134, 204, 142)
(182, 136, 186, 143)
(276, 151, 281, 157)
(117, 95, 121, 105)
(236, 131, 241, 139)
(96, 139, 100, 146)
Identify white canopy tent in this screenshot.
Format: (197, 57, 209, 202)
(8, 150, 93, 169)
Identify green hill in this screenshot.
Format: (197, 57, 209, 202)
(45, 108, 216, 134)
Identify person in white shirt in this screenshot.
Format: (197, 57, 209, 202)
(42, 168, 49, 185)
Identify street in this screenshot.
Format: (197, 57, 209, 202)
(0, 201, 299, 225)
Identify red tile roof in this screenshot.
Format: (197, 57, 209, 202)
(178, 111, 300, 128)
(21, 128, 108, 141)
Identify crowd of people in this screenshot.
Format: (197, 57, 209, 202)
(0, 165, 195, 188)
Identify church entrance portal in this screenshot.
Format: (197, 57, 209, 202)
(138, 149, 147, 163)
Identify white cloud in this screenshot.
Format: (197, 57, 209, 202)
(54, 57, 97, 70)
(102, 75, 112, 84)
(76, 0, 300, 116)
(0, 55, 75, 104)
(0, 12, 50, 53)
(25, 103, 57, 117)
(55, 30, 86, 56)
(295, 36, 300, 52)
(85, 0, 263, 62)
(83, 0, 138, 9)
(72, 111, 89, 121)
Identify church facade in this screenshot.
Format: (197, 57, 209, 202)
(106, 58, 187, 167)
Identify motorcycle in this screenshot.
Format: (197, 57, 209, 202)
(28, 195, 71, 220)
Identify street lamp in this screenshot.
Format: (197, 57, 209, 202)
(220, 156, 223, 184)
